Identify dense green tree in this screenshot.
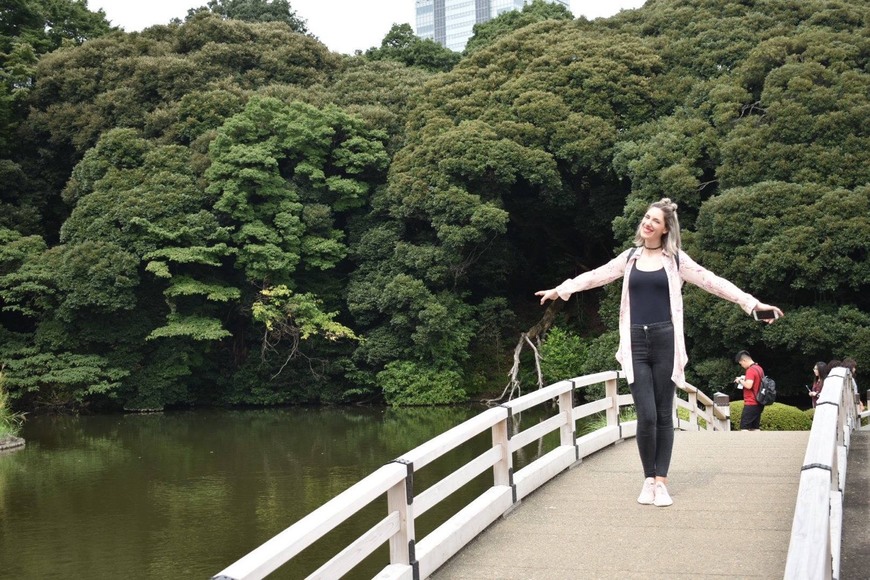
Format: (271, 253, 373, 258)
(14, 12, 338, 239)
(365, 23, 460, 72)
(0, 0, 113, 232)
(719, 31, 870, 189)
(0, 0, 112, 56)
(0, 0, 110, 129)
(188, 0, 307, 31)
(1, 93, 393, 408)
(0, 225, 137, 408)
(27, 14, 336, 156)
(348, 21, 667, 401)
(683, 182, 869, 381)
(0, 2, 440, 408)
(311, 58, 432, 153)
(464, 0, 574, 55)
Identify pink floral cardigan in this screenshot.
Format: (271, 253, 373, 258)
(554, 248, 759, 388)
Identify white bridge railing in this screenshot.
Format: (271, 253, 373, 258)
(784, 367, 860, 580)
(212, 372, 730, 580)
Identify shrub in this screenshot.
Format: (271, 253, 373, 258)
(0, 369, 25, 439)
(540, 326, 587, 386)
(729, 401, 812, 431)
(377, 361, 467, 406)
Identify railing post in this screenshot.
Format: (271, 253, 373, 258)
(492, 407, 515, 504)
(713, 392, 730, 432)
(687, 390, 698, 430)
(558, 387, 581, 465)
(387, 460, 416, 572)
(558, 389, 575, 447)
(605, 377, 619, 428)
(837, 373, 852, 491)
(831, 371, 853, 579)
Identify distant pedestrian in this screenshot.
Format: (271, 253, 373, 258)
(536, 198, 783, 507)
(735, 350, 766, 431)
(842, 358, 863, 413)
(809, 361, 827, 408)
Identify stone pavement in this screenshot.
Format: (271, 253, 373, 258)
(432, 430, 812, 579)
(841, 430, 870, 579)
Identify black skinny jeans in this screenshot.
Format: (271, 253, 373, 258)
(629, 321, 676, 479)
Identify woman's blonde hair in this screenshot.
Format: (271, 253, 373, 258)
(634, 197, 681, 256)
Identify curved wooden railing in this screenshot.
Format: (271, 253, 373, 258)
(784, 367, 860, 580)
(212, 372, 730, 580)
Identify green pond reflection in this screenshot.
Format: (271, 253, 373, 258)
(3, 405, 555, 578)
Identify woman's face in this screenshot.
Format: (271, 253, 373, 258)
(640, 207, 668, 244)
(814, 365, 819, 376)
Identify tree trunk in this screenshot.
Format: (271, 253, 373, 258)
(484, 300, 563, 404)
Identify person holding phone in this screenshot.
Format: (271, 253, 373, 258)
(735, 350, 766, 429)
(536, 198, 783, 507)
(809, 361, 827, 408)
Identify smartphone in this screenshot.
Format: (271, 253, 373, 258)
(753, 309, 779, 321)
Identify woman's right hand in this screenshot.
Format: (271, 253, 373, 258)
(535, 289, 559, 305)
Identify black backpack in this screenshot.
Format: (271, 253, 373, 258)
(755, 368, 776, 406)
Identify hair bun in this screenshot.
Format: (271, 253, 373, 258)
(659, 197, 678, 212)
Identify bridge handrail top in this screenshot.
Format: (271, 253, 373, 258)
(501, 371, 622, 413)
(785, 367, 857, 578)
(799, 372, 850, 467)
(213, 461, 408, 579)
(396, 406, 507, 469)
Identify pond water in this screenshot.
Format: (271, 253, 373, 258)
(0, 406, 508, 579)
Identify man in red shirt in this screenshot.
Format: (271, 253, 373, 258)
(735, 350, 765, 430)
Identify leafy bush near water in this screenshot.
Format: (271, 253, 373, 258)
(0, 370, 25, 438)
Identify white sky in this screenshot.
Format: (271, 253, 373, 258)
(86, 0, 647, 55)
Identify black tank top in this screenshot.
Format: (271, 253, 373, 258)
(628, 262, 671, 324)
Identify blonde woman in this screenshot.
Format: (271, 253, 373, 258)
(536, 198, 783, 507)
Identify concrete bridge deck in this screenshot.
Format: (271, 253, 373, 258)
(433, 430, 810, 579)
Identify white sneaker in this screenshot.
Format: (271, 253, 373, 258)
(654, 482, 673, 507)
(637, 477, 656, 504)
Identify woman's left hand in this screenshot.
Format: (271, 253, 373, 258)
(754, 302, 784, 324)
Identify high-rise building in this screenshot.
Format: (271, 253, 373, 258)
(415, 0, 571, 52)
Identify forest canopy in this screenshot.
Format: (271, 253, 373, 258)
(0, 0, 867, 411)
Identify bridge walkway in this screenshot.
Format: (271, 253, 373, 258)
(432, 430, 809, 579)
(841, 429, 870, 579)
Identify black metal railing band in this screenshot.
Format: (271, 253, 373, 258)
(570, 379, 580, 459)
(509, 466, 517, 503)
(390, 458, 415, 504)
(498, 403, 513, 440)
(409, 539, 419, 580)
(801, 463, 833, 472)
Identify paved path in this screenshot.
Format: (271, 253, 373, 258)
(841, 430, 870, 579)
(432, 430, 810, 579)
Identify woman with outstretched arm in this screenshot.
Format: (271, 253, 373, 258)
(536, 198, 783, 507)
